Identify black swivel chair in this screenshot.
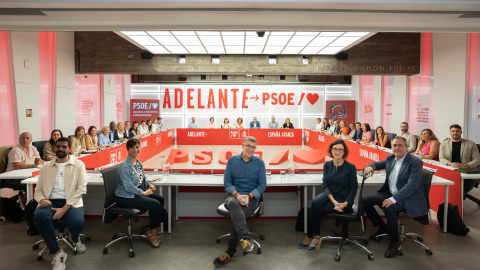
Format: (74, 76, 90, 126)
(463, 144, 480, 205)
(0, 147, 25, 191)
(32, 140, 48, 160)
(32, 219, 91, 261)
(100, 165, 148, 258)
(373, 169, 435, 256)
(321, 173, 374, 262)
(216, 196, 265, 254)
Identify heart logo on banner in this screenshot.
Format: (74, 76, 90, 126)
(293, 149, 325, 164)
(152, 103, 158, 109)
(306, 93, 319, 105)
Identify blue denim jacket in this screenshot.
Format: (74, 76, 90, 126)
(115, 157, 149, 198)
(224, 153, 267, 198)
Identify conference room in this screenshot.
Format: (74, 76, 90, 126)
(1, 1, 480, 270)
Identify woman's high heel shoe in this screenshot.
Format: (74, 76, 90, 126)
(298, 242, 309, 249)
(306, 238, 321, 253)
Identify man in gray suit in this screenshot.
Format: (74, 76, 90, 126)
(363, 136, 427, 258)
(439, 124, 480, 169)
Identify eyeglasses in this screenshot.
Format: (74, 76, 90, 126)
(244, 144, 257, 150)
(332, 148, 344, 152)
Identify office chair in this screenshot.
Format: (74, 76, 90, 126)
(463, 144, 480, 205)
(321, 173, 374, 262)
(100, 165, 148, 258)
(0, 147, 25, 191)
(216, 196, 265, 254)
(33, 219, 91, 261)
(373, 169, 435, 256)
(32, 140, 48, 160)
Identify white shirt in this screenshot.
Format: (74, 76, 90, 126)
(137, 125, 149, 135)
(151, 124, 158, 132)
(315, 123, 323, 132)
(50, 162, 67, 199)
(268, 121, 279, 129)
(388, 153, 407, 203)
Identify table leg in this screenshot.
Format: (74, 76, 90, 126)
(168, 186, 172, 234)
(304, 186, 308, 234)
(26, 183, 33, 202)
(461, 178, 464, 218)
(443, 185, 449, 233)
(312, 186, 316, 199)
(176, 187, 179, 221)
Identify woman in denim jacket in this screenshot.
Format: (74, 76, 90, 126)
(115, 138, 164, 248)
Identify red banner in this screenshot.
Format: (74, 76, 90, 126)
(176, 128, 302, 145)
(130, 99, 160, 123)
(325, 100, 356, 124)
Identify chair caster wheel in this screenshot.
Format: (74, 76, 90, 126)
(85, 236, 91, 242)
(335, 255, 341, 262)
(37, 255, 43, 261)
(417, 236, 423, 242)
(368, 254, 374, 260)
(216, 239, 220, 243)
(259, 235, 265, 240)
(27, 229, 36, 236)
(426, 249, 432, 255)
(363, 239, 369, 244)
(103, 248, 108, 255)
(73, 250, 77, 255)
(129, 251, 135, 258)
(398, 250, 403, 256)
(257, 248, 262, 254)
(112, 235, 117, 240)
(32, 244, 39, 250)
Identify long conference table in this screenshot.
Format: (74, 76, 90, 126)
(0, 129, 465, 233)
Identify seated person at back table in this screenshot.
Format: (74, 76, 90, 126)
(44, 129, 63, 161)
(98, 126, 115, 148)
(85, 126, 101, 151)
(414, 128, 440, 161)
(351, 122, 363, 142)
(207, 117, 216, 128)
(283, 118, 294, 129)
(234, 117, 244, 129)
(187, 117, 198, 128)
(70, 126, 87, 155)
(268, 116, 279, 129)
(6, 132, 44, 172)
(346, 122, 356, 139)
(222, 118, 231, 129)
(123, 121, 134, 139)
(250, 117, 261, 129)
(315, 118, 323, 132)
(358, 123, 373, 144)
(336, 120, 349, 137)
(108, 121, 120, 143)
(373, 126, 391, 148)
(298, 139, 357, 252)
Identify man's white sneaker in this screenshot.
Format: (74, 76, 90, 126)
(75, 240, 86, 254)
(52, 250, 67, 270)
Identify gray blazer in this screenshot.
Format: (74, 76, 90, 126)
(439, 139, 480, 168)
(368, 153, 427, 218)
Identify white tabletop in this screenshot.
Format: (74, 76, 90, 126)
(0, 168, 39, 179)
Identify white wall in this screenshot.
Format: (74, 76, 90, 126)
(391, 75, 408, 134)
(432, 33, 468, 141)
(11, 32, 42, 141)
(102, 74, 117, 127)
(55, 32, 76, 135)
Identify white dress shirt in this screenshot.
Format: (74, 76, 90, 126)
(388, 153, 407, 203)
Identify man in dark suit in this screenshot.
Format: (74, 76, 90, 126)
(249, 117, 261, 129)
(351, 122, 363, 141)
(108, 121, 120, 143)
(363, 136, 427, 258)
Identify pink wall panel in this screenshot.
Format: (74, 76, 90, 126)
(467, 33, 480, 142)
(0, 31, 17, 146)
(39, 32, 57, 140)
(360, 75, 375, 127)
(381, 76, 394, 132)
(75, 75, 102, 131)
(115, 74, 125, 123)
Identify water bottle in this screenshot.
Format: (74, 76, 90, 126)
(418, 151, 423, 160)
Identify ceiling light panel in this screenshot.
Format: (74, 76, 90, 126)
(199, 35, 223, 46)
(145, 45, 169, 54)
(223, 36, 244, 46)
(318, 47, 343, 54)
(171, 31, 196, 36)
(164, 46, 188, 54)
(319, 32, 345, 37)
(128, 35, 158, 46)
(269, 31, 295, 36)
(205, 45, 225, 54)
(152, 35, 181, 46)
(245, 46, 264, 54)
(175, 35, 202, 46)
(245, 35, 267, 46)
(300, 47, 323, 54)
(281, 47, 303, 54)
(343, 32, 370, 37)
(196, 31, 220, 36)
(263, 46, 283, 54)
(267, 35, 292, 46)
(308, 36, 337, 47)
(329, 36, 362, 47)
(146, 31, 171, 36)
(295, 31, 319, 36)
(185, 46, 206, 54)
(225, 46, 244, 54)
(222, 31, 245, 36)
(287, 35, 315, 47)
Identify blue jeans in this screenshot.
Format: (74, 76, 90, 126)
(115, 194, 164, 229)
(34, 199, 85, 254)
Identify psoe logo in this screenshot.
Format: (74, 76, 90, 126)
(229, 130, 239, 139)
(168, 131, 173, 137)
(141, 140, 148, 148)
(156, 135, 161, 146)
(132, 102, 158, 110)
(318, 135, 325, 142)
(110, 149, 122, 163)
